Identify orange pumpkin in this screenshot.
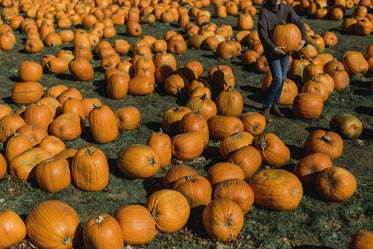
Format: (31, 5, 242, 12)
(304, 129, 343, 160)
(26, 200, 81, 249)
(238, 112, 266, 136)
(271, 22, 302, 53)
(249, 169, 303, 210)
(35, 158, 71, 193)
(146, 189, 190, 233)
(18, 60, 43, 82)
(11, 81, 45, 105)
(214, 178, 254, 214)
(206, 162, 245, 187)
(254, 133, 290, 167)
(163, 164, 199, 188)
(71, 146, 109, 192)
(348, 231, 373, 249)
(293, 93, 324, 119)
(171, 132, 205, 161)
(83, 214, 124, 249)
(172, 175, 212, 208)
(117, 144, 160, 179)
(0, 210, 26, 249)
(316, 166, 357, 201)
(114, 106, 140, 132)
(146, 129, 172, 168)
(115, 204, 156, 245)
(227, 145, 262, 179)
(88, 104, 118, 144)
(293, 152, 333, 185)
(208, 115, 244, 139)
(202, 198, 244, 242)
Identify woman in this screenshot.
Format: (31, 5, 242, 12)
(257, 0, 307, 122)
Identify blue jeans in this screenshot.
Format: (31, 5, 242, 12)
(264, 54, 289, 107)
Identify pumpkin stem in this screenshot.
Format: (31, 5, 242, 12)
(319, 135, 333, 144)
(85, 148, 96, 155)
(62, 236, 72, 245)
(186, 175, 195, 181)
(94, 216, 106, 224)
(158, 128, 164, 134)
(92, 103, 102, 109)
(259, 137, 267, 150)
(149, 157, 158, 167)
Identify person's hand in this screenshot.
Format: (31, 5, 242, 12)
(296, 40, 306, 52)
(273, 46, 286, 55)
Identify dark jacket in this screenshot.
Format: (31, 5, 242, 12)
(257, 2, 307, 61)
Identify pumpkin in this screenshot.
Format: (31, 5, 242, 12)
(208, 115, 244, 139)
(39, 97, 62, 118)
(293, 93, 324, 119)
(5, 133, 32, 163)
(254, 133, 290, 167)
(171, 132, 205, 161)
(71, 146, 109, 192)
(293, 152, 333, 185)
(172, 175, 212, 208)
(302, 76, 330, 102)
(146, 128, 172, 168)
(80, 98, 103, 118)
(83, 214, 124, 249)
(18, 60, 43, 82)
(202, 198, 244, 242)
(214, 179, 254, 214)
(249, 169, 303, 210)
(11, 81, 45, 105)
(45, 84, 69, 99)
(208, 65, 235, 94)
(348, 231, 373, 249)
(207, 162, 245, 187)
(0, 210, 26, 249)
(146, 189, 190, 233)
(238, 112, 266, 136)
(88, 104, 118, 144)
(69, 57, 94, 81)
(304, 129, 343, 160)
(186, 94, 217, 121)
(341, 50, 369, 77)
(117, 144, 160, 179)
(57, 88, 83, 105)
(38, 135, 66, 157)
(329, 113, 363, 139)
(0, 152, 6, 179)
(23, 102, 53, 131)
(16, 125, 48, 147)
(35, 157, 71, 193)
(0, 114, 26, 143)
(49, 112, 84, 141)
(219, 131, 254, 160)
(115, 204, 156, 245)
(106, 71, 130, 99)
(178, 111, 209, 145)
(227, 145, 262, 179)
(26, 200, 81, 249)
(271, 22, 302, 53)
(328, 66, 350, 91)
(0, 104, 13, 120)
(316, 166, 357, 201)
(215, 86, 243, 117)
(162, 106, 192, 135)
(163, 164, 199, 188)
(9, 147, 51, 181)
(114, 106, 140, 132)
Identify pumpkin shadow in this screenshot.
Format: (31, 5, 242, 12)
(240, 84, 263, 104)
(350, 79, 372, 96)
(354, 106, 373, 116)
(107, 158, 123, 178)
(55, 73, 74, 81)
(1, 96, 13, 105)
(358, 127, 373, 141)
(287, 144, 305, 161)
(143, 176, 164, 198)
(9, 76, 19, 82)
(92, 79, 107, 97)
(186, 206, 210, 239)
(145, 121, 162, 133)
(305, 126, 325, 133)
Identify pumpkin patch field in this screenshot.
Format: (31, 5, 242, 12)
(0, 0, 373, 248)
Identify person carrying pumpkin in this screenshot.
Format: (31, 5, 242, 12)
(257, 0, 307, 122)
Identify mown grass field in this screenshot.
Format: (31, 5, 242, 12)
(0, 3, 372, 249)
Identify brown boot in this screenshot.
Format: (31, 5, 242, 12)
(273, 103, 284, 118)
(260, 106, 272, 122)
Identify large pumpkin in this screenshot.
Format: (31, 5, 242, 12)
(117, 144, 160, 179)
(293, 93, 324, 119)
(71, 146, 109, 192)
(35, 158, 71, 193)
(26, 200, 81, 249)
(329, 113, 363, 139)
(316, 166, 357, 201)
(227, 145, 262, 179)
(171, 132, 205, 161)
(271, 22, 302, 53)
(83, 214, 124, 249)
(219, 131, 254, 160)
(163, 163, 199, 188)
(115, 204, 156, 245)
(206, 162, 245, 187)
(202, 198, 244, 242)
(249, 169, 303, 210)
(145, 189, 190, 233)
(0, 210, 26, 249)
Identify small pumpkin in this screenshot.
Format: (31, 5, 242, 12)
(88, 104, 118, 144)
(18, 60, 43, 82)
(206, 162, 245, 187)
(0, 210, 26, 249)
(171, 132, 205, 161)
(316, 166, 357, 201)
(304, 129, 343, 160)
(69, 57, 94, 81)
(227, 145, 262, 179)
(271, 22, 302, 53)
(329, 113, 363, 139)
(202, 198, 244, 242)
(163, 163, 199, 188)
(254, 133, 290, 167)
(114, 106, 140, 132)
(348, 231, 373, 249)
